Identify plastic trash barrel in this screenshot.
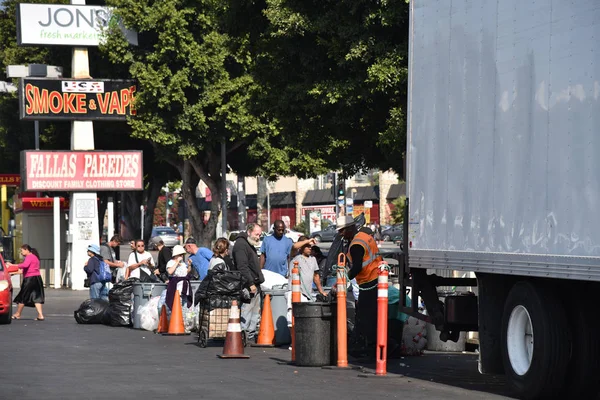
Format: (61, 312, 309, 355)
(132, 282, 167, 329)
(264, 285, 291, 345)
(293, 302, 332, 367)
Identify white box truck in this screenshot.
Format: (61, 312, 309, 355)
(402, 1, 600, 399)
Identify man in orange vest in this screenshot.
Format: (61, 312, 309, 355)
(337, 216, 383, 352)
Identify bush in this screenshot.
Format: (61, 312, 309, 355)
(293, 220, 308, 235)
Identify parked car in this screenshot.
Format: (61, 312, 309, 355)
(148, 226, 179, 249)
(381, 224, 403, 242)
(310, 224, 338, 242)
(0, 253, 15, 324)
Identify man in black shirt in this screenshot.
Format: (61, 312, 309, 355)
(232, 223, 264, 341)
(156, 240, 172, 282)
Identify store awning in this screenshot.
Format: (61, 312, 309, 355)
(386, 183, 406, 199)
(303, 186, 380, 205)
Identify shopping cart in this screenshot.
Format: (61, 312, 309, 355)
(195, 267, 248, 348)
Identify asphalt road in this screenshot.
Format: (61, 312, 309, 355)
(1, 289, 515, 400)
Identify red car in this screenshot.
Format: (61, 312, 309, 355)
(0, 253, 16, 324)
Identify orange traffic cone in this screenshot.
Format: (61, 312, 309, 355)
(252, 294, 275, 347)
(217, 300, 250, 359)
(156, 305, 169, 333)
(162, 290, 190, 336)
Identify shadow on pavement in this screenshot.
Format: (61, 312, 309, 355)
(348, 352, 515, 398)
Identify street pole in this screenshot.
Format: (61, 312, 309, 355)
(165, 187, 170, 227)
(140, 205, 144, 240)
(221, 139, 227, 238)
(237, 175, 246, 231)
(334, 172, 339, 218)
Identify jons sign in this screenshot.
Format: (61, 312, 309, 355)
(21, 151, 144, 192)
(16, 3, 138, 46)
(20, 79, 136, 121)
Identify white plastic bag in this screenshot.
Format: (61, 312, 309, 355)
(183, 304, 199, 333)
(138, 295, 161, 331)
(401, 316, 428, 356)
(260, 270, 288, 291)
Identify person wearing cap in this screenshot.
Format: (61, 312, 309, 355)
(184, 237, 213, 280)
(337, 216, 384, 354)
(84, 244, 109, 301)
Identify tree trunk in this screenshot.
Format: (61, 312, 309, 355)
(97, 193, 108, 242)
(257, 177, 267, 231)
(122, 191, 143, 240)
(143, 175, 166, 243)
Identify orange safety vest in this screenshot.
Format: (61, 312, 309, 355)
(347, 231, 382, 285)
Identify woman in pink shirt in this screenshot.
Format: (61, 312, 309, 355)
(6, 244, 45, 320)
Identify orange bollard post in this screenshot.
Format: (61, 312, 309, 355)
(291, 261, 301, 362)
(336, 253, 348, 368)
(376, 262, 390, 376)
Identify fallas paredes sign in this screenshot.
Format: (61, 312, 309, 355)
(19, 78, 136, 121)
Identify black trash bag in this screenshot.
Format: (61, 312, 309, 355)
(200, 294, 234, 310)
(105, 278, 138, 327)
(74, 298, 109, 324)
(139, 269, 160, 283)
(195, 268, 245, 303)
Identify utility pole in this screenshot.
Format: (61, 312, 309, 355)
(237, 176, 246, 231)
(165, 186, 170, 226)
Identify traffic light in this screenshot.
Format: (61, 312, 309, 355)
(337, 180, 345, 197)
(167, 197, 173, 207)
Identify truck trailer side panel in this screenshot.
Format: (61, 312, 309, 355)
(407, 0, 600, 280)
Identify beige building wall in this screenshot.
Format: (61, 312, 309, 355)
(296, 177, 319, 225)
(378, 170, 400, 224)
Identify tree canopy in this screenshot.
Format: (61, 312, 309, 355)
(101, 0, 409, 244)
(1, 0, 410, 245)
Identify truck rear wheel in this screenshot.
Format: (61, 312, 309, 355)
(501, 281, 570, 399)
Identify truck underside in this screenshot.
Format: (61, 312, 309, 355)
(398, 206, 600, 399)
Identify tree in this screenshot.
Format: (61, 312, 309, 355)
(390, 195, 406, 225)
(252, 0, 410, 177)
(101, 0, 335, 246)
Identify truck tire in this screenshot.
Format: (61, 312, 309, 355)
(501, 281, 570, 399)
(561, 293, 600, 397)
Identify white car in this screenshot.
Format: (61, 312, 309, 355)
(267, 227, 304, 242)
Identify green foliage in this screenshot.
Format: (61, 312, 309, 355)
(390, 195, 406, 225)
(293, 220, 308, 236)
(253, 0, 410, 176)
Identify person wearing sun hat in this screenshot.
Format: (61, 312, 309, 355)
(84, 243, 109, 301)
(165, 244, 193, 311)
(166, 245, 190, 278)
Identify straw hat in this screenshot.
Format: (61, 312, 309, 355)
(336, 216, 356, 231)
(172, 245, 187, 257)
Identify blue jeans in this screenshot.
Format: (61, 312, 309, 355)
(240, 292, 261, 340)
(90, 282, 109, 301)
